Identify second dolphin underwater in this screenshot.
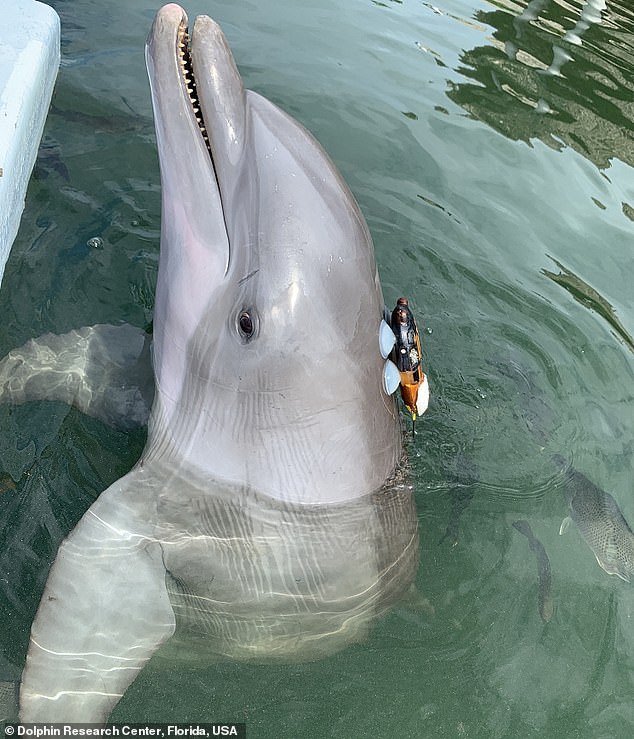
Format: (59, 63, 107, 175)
(0, 4, 421, 722)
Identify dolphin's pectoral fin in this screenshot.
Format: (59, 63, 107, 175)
(559, 517, 572, 535)
(20, 470, 175, 722)
(0, 324, 154, 430)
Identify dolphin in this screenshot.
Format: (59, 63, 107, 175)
(9, 4, 419, 722)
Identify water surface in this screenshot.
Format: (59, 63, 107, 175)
(1, 0, 633, 736)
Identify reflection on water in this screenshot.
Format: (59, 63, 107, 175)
(543, 256, 634, 353)
(448, 0, 634, 169)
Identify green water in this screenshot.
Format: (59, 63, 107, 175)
(1, 0, 633, 736)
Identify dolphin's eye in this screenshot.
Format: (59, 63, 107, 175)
(239, 312, 253, 334)
(237, 310, 257, 341)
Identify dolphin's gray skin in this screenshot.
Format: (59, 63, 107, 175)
(556, 456, 634, 582)
(13, 4, 418, 722)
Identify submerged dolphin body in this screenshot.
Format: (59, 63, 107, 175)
(10, 4, 418, 722)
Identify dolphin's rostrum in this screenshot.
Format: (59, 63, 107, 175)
(6, 4, 419, 722)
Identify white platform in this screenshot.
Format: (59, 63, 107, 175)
(0, 0, 60, 286)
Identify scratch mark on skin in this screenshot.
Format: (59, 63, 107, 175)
(238, 269, 259, 285)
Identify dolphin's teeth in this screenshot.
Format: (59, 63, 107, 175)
(174, 23, 212, 158)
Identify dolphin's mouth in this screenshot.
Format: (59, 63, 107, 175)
(175, 22, 212, 157)
(146, 4, 252, 286)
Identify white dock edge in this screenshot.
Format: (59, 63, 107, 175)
(0, 0, 60, 286)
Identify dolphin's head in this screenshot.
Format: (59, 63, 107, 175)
(145, 5, 402, 503)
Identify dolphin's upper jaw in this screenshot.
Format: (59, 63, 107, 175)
(145, 4, 253, 292)
(152, 5, 249, 240)
(174, 16, 213, 159)
(147, 5, 214, 163)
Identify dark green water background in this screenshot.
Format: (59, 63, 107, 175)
(1, 0, 633, 736)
